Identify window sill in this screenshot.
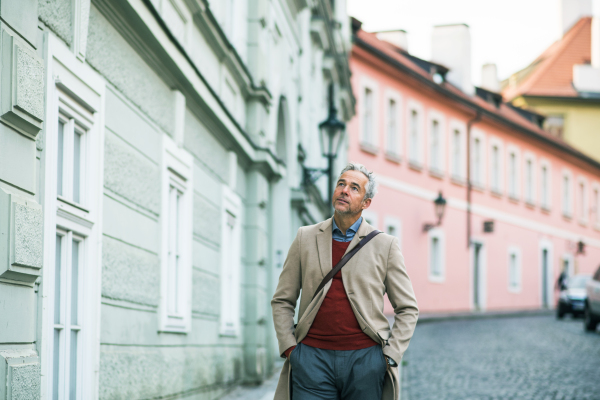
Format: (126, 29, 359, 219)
(428, 168, 444, 180)
(470, 182, 485, 193)
(594, 223, 600, 232)
(541, 205, 551, 214)
(562, 213, 572, 221)
(58, 196, 89, 213)
(360, 142, 379, 155)
(408, 161, 423, 172)
(385, 152, 402, 164)
(508, 286, 522, 294)
(525, 200, 536, 209)
(490, 189, 503, 198)
(219, 330, 239, 338)
(508, 195, 520, 203)
(451, 176, 466, 187)
(578, 219, 588, 227)
(428, 275, 445, 284)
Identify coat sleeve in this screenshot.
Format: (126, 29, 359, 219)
(383, 236, 419, 363)
(271, 228, 303, 358)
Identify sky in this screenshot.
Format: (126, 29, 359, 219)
(347, 0, 600, 86)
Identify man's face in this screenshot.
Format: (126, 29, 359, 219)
(332, 170, 372, 215)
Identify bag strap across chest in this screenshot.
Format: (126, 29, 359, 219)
(311, 230, 381, 301)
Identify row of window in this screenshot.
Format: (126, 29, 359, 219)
(51, 92, 241, 399)
(360, 83, 600, 226)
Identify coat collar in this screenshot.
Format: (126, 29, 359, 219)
(316, 216, 375, 277)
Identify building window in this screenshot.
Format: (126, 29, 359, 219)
(409, 110, 420, 164)
(578, 178, 588, 223)
(57, 114, 87, 205)
(362, 87, 374, 145)
(428, 228, 445, 282)
(562, 171, 572, 218)
(53, 230, 84, 399)
(385, 94, 402, 158)
(508, 247, 521, 292)
(452, 129, 462, 179)
(490, 141, 503, 193)
(544, 115, 564, 138)
(160, 135, 193, 333)
(469, 129, 485, 188)
(594, 186, 600, 226)
(507, 147, 520, 199)
(428, 113, 445, 174)
(220, 185, 243, 336)
(384, 217, 402, 251)
(524, 155, 535, 204)
(540, 161, 551, 210)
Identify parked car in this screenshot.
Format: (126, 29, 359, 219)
(584, 266, 600, 331)
(557, 275, 591, 318)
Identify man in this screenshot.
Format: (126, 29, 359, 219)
(271, 163, 419, 400)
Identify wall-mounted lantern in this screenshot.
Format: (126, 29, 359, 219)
(302, 84, 346, 213)
(423, 191, 447, 232)
(577, 240, 585, 255)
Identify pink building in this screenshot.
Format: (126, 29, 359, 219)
(348, 19, 600, 314)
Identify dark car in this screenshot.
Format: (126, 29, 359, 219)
(557, 275, 591, 319)
(584, 266, 600, 331)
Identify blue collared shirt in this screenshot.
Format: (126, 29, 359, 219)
(332, 217, 363, 242)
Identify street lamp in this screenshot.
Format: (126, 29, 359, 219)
(303, 83, 346, 213)
(423, 191, 447, 232)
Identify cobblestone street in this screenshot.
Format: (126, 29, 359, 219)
(402, 315, 600, 400)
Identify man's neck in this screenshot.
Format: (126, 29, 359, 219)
(333, 212, 362, 235)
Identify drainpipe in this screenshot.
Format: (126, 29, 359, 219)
(466, 112, 481, 249)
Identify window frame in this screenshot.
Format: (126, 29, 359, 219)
(428, 228, 445, 283)
(592, 182, 600, 230)
(383, 216, 402, 251)
(488, 137, 504, 195)
(449, 119, 467, 183)
(383, 89, 402, 161)
(577, 176, 588, 225)
(427, 109, 446, 176)
(539, 159, 552, 211)
(407, 99, 424, 169)
(470, 128, 486, 189)
(506, 145, 521, 201)
(159, 134, 194, 333)
(523, 152, 536, 206)
(219, 184, 243, 337)
(42, 36, 105, 400)
(507, 246, 522, 293)
(561, 169, 573, 219)
(359, 77, 379, 151)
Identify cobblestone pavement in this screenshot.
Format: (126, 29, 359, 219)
(402, 315, 600, 400)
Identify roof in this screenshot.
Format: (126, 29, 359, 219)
(502, 17, 592, 100)
(350, 19, 600, 173)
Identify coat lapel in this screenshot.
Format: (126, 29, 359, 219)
(316, 218, 333, 278)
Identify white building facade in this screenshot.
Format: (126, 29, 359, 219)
(0, 0, 354, 398)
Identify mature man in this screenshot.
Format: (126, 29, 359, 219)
(271, 163, 419, 400)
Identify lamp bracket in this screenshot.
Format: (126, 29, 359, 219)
(302, 165, 329, 186)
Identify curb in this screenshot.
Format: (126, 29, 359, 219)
(415, 309, 554, 324)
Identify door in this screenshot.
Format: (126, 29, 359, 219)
(541, 249, 548, 308)
(473, 243, 482, 310)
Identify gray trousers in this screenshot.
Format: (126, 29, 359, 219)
(289, 343, 387, 400)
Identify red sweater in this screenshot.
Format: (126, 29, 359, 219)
(301, 239, 378, 350)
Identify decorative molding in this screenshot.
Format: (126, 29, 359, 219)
(310, 17, 329, 50)
(0, 189, 43, 284)
(0, 29, 44, 139)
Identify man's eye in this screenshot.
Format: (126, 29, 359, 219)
(338, 182, 344, 187)
(352, 187, 358, 191)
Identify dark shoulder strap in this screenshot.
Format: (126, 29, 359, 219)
(311, 230, 381, 301)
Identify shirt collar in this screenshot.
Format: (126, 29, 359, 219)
(332, 216, 363, 236)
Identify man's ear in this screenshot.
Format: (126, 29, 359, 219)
(362, 198, 372, 210)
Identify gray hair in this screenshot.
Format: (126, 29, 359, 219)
(338, 162, 378, 200)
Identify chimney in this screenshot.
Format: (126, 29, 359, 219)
(559, 0, 592, 35)
(376, 30, 409, 51)
(431, 24, 473, 95)
(573, 5, 600, 92)
(481, 63, 500, 92)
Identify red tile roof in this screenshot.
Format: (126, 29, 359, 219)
(502, 17, 591, 100)
(352, 24, 600, 172)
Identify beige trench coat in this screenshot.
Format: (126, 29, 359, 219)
(271, 217, 419, 400)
